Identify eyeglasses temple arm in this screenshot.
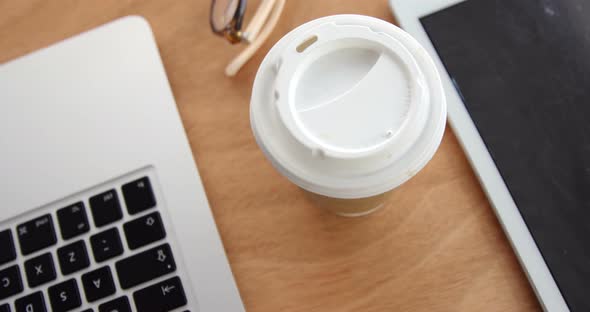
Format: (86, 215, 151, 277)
(243, 0, 278, 42)
(225, 0, 286, 76)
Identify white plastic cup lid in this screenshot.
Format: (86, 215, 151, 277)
(250, 15, 447, 199)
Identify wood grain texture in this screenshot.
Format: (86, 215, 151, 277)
(0, 0, 541, 311)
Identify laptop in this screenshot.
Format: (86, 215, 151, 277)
(0, 16, 245, 312)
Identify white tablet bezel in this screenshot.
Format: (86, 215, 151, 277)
(388, 1, 569, 311)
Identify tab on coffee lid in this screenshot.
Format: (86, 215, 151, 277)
(251, 15, 446, 199)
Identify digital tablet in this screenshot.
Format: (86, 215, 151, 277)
(390, 0, 590, 311)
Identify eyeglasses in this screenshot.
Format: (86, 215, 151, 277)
(210, 0, 286, 76)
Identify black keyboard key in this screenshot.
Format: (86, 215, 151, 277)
(81, 266, 116, 303)
(122, 177, 156, 214)
(90, 228, 123, 262)
(15, 291, 46, 312)
(48, 279, 81, 312)
(57, 240, 90, 275)
(57, 202, 90, 240)
(0, 303, 9, 312)
(0, 265, 23, 300)
(16, 214, 57, 255)
(115, 244, 176, 289)
(0, 230, 16, 265)
(133, 276, 187, 312)
(123, 212, 166, 250)
(89, 190, 123, 227)
(24, 253, 56, 288)
(98, 296, 131, 312)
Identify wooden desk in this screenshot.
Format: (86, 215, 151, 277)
(0, 1, 540, 311)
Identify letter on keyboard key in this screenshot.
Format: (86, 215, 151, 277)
(57, 240, 90, 275)
(24, 253, 56, 287)
(98, 296, 131, 312)
(0, 229, 16, 265)
(133, 276, 187, 312)
(115, 243, 176, 289)
(123, 212, 166, 250)
(89, 189, 123, 227)
(17, 214, 57, 255)
(48, 278, 82, 312)
(81, 266, 116, 303)
(0, 265, 23, 300)
(15, 291, 46, 312)
(122, 177, 156, 214)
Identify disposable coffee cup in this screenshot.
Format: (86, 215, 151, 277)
(250, 15, 446, 216)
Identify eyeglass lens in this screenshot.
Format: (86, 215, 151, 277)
(211, 0, 241, 32)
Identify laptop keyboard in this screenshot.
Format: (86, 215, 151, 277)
(0, 174, 193, 312)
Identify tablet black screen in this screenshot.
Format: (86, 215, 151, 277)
(421, 0, 590, 310)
